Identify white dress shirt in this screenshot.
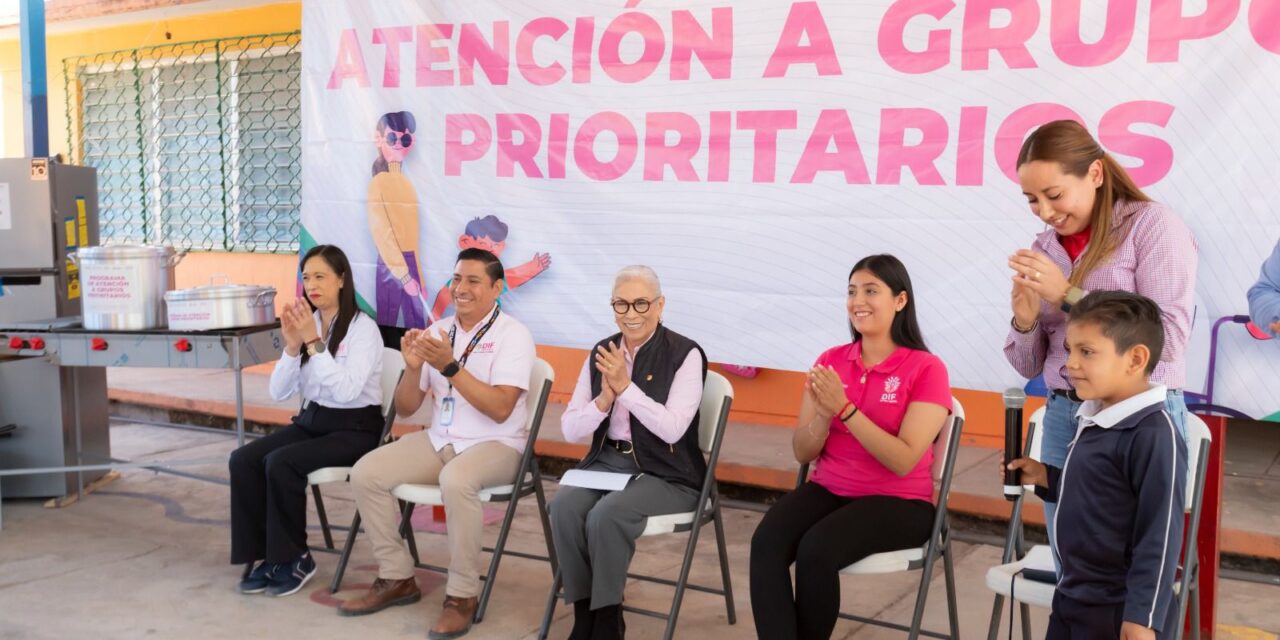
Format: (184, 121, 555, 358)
(269, 311, 384, 409)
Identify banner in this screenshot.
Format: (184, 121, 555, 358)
(301, 0, 1280, 419)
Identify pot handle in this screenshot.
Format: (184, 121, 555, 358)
(168, 249, 189, 268)
(250, 290, 277, 308)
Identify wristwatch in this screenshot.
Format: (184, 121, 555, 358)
(1060, 286, 1086, 313)
(306, 339, 326, 356)
(440, 360, 461, 378)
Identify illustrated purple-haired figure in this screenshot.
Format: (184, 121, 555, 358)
(368, 110, 430, 329)
(431, 214, 551, 319)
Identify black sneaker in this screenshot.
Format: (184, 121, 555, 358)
(265, 552, 317, 597)
(238, 560, 280, 594)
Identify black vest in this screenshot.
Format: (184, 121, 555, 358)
(582, 324, 708, 491)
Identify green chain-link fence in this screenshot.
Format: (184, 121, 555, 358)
(63, 31, 301, 253)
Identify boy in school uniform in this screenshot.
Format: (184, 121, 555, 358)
(1010, 290, 1187, 640)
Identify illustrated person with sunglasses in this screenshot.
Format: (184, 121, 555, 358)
(369, 110, 431, 329)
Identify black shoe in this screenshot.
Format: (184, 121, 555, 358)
(569, 599, 594, 640)
(237, 560, 280, 594)
(265, 551, 317, 597)
(591, 604, 624, 640)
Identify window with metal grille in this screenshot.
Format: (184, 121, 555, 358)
(64, 33, 301, 253)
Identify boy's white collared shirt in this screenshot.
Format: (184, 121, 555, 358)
(1072, 383, 1168, 439)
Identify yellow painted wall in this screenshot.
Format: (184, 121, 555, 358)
(0, 0, 1016, 448)
(0, 1, 301, 158)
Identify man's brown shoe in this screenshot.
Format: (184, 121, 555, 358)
(337, 577, 422, 617)
(428, 595, 478, 639)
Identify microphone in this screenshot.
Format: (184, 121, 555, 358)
(1003, 388, 1027, 501)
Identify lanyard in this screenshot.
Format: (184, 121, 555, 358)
(445, 306, 501, 393)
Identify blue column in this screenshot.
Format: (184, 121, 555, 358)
(19, 0, 48, 158)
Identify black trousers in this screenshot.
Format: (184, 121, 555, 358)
(1047, 591, 1180, 640)
(229, 404, 381, 565)
(749, 481, 935, 640)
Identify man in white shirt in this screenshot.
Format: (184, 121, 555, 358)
(342, 248, 535, 640)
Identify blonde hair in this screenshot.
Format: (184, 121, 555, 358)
(1017, 120, 1152, 286)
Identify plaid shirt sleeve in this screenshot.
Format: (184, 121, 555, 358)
(1128, 205, 1198, 368)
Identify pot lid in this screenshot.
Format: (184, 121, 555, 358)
(164, 284, 277, 302)
(78, 244, 175, 259)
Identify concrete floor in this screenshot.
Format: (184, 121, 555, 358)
(0, 422, 1277, 639)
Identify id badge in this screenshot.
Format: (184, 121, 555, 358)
(440, 396, 456, 427)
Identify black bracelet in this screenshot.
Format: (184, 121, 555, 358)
(839, 405, 859, 422)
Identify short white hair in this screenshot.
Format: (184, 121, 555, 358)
(613, 265, 662, 297)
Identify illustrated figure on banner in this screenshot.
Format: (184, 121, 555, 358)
(431, 214, 552, 318)
(368, 110, 431, 329)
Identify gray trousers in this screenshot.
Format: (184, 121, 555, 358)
(549, 446, 699, 608)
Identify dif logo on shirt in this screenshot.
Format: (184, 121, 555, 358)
(881, 376, 901, 404)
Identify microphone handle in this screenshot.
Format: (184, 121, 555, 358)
(1003, 406, 1023, 499)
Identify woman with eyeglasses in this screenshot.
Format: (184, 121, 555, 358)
(749, 254, 952, 640)
(549, 265, 708, 640)
(368, 110, 430, 329)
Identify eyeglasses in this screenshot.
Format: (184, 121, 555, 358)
(612, 298, 654, 315)
(385, 130, 413, 148)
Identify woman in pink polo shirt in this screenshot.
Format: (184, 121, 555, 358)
(1004, 120, 1197, 565)
(749, 254, 952, 640)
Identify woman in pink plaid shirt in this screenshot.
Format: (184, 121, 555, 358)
(1002, 120, 1197, 565)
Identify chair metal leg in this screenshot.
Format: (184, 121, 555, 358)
(537, 567, 563, 640)
(241, 562, 254, 579)
(475, 488, 527, 623)
(907, 531, 943, 640)
(663, 509, 712, 640)
(987, 594, 1005, 640)
(532, 467, 559, 575)
(330, 511, 362, 594)
(943, 542, 960, 639)
(712, 504, 737, 624)
(1019, 602, 1033, 640)
(311, 484, 335, 550)
(400, 502, 420, 565)
(1190, 583, 1201, 640)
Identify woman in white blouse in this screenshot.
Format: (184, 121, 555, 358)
(229, 244, 385, 598)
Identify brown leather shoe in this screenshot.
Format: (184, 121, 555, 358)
(428, 595, 478, 639)
(337, 577, 422, 617)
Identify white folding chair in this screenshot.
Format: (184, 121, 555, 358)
(367, 357, 556, 623)
(985, 411, 1214, 640)
(792, 397, 966, 639)
(305, 347, 404, 563)
(537, 371, 738, 640)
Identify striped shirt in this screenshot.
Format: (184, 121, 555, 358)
(1004, 199, 1198, 391)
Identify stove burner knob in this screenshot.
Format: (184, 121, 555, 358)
(174, 339, 193, 352)
(91, 337, 109, 351)
(8, 337, 26, 350)
(28, 337, 45, 350)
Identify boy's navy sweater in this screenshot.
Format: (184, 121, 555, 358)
(1036, 384, 1188, 631)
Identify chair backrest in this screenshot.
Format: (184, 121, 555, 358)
(1027, 406, 1046, 463)
(931, 397, 965, 481)
(697, 371, 734, 454)
(525, 357, 556, 434)
(1184, 413, 1212, 511)
(379, 347, 406, 417)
